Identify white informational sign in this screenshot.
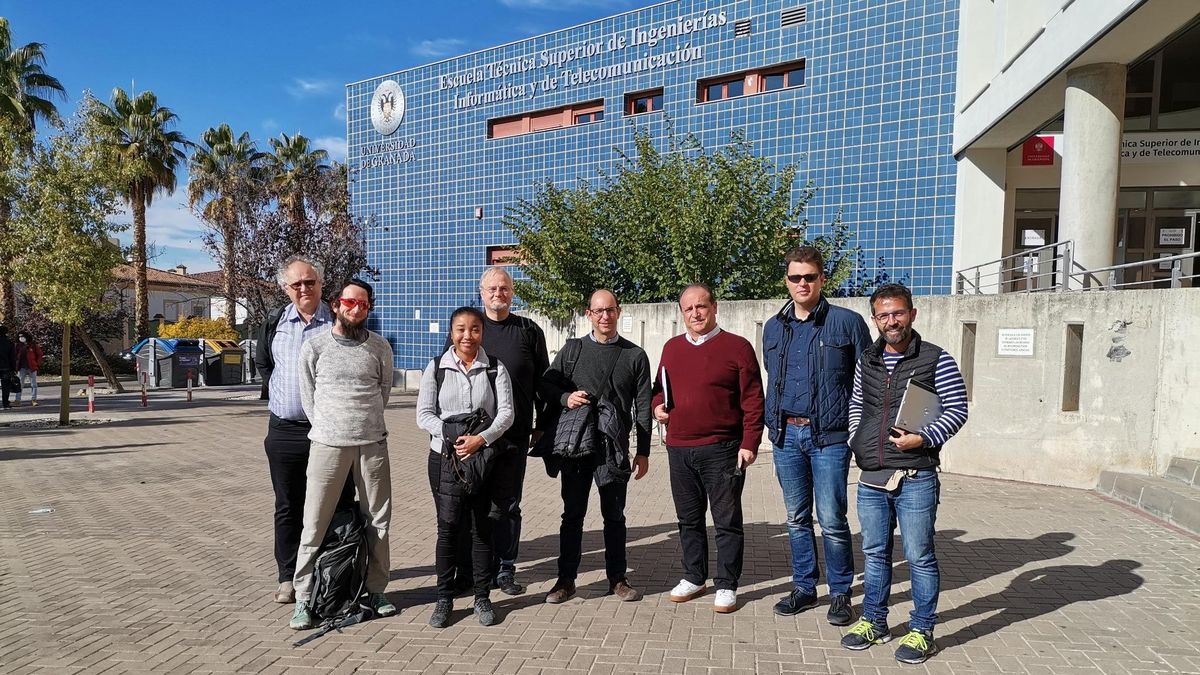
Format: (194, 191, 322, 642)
(1158, 253, 1175, 271)
(1022, 255, 1038, 275)
(1159, 228, 1186, 246)
(1022, 229, 1046, 247)
(1120, 131, 1200, 164)
(621, 316, 633, 333)
(414, 309, 421, 320)
(428, 322, 439, 333)
(997, 328, 1036, 357)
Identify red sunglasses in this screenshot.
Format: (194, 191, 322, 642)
(337, 297, 371, 310)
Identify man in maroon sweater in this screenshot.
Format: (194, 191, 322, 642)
(652, 284, 765, 613)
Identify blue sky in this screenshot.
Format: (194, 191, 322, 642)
(1, 0, 643, 272)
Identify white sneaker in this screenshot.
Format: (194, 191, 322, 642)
(713, 589, 737, 613)
(668, 579, 707, 602)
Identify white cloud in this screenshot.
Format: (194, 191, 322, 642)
(286, 78, 335, 99)
(111, 192, 217, 271)
(498, 0, 631, 9)
(411, 38, 468, 59)
(314, 136, 348, 164)
(333, 103, 346, 121)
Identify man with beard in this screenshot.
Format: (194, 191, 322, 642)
(257, 255, 356, 604)
(841, 283, 968, 664)
(289, 279, 397, 629)
(448, 267, 549, 595)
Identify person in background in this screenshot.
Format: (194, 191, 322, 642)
(0, 326, 15, 410)
(14, 330, 44, 407)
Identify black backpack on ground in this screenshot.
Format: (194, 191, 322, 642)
(293, 507, 370, 646)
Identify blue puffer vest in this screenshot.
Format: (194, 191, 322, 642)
(763, 297, 872, 447)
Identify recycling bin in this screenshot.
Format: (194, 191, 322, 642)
(131, 338, 204, 388)
(239, 339, 258, 383)
(203, 340, 245, 385)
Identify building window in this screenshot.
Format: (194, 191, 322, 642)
(488, 99, 605, 139)
(626, 88, 664, 115)
(192, 303, 207, 318)
(487, 245, 520, 266)
(698, 59, 805, 103)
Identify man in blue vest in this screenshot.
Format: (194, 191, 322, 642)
(762, 246, 870, 626)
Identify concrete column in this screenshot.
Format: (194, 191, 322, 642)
(1058, 63, 1126, 286)
(952, 147, 1007, 293)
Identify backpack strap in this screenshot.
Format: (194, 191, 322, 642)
(432, 357, 444, 416)
(561, 338, 584, 380)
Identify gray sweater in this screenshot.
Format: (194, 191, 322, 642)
(299, 330, 394, 447)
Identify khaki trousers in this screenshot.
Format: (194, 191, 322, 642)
(293, 439, 392, 600)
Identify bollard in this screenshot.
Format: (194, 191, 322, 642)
(186, 369, 194, 402)
(141, 372, 149, 407)
(87, 375, 96, 413)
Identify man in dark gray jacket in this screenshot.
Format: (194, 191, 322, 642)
(539, 289, 652, 603)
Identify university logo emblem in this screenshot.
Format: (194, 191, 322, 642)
(370, 80, 405, 136)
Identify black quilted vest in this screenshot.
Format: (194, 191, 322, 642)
(850, 330, 943, 470)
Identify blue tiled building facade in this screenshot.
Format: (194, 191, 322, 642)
(346, 0, 959, 368)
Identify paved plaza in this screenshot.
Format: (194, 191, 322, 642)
(1, 385, 1198, 674)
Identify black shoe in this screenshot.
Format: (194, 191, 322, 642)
(474, 597, 497, 626)
(894, 629, 937, 664)
(772, 589, 819, 616)
(841, 619, 892, 651)
(429, 598, 453, 629)
(495, 572, 524, 596)
(827, 593, 854, 626)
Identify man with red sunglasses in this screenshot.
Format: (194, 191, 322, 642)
(289, 279, 397, 629)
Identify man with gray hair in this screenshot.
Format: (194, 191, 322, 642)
(448, 266, 549, 595)
(257, 255, 355, 604)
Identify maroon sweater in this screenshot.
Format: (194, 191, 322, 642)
(651, 330, 765, 451)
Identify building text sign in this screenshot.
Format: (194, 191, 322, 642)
(1120, 131, 1200, 163)
(997, 328, 1036, 357)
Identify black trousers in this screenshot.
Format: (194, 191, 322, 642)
(667, 440, 746, 591)
(558, 456, 628, 582)
(454, 439, 529, 580)
(264, 413, 355, 583)
(429, 451, 493, 598)
(0, 370, 12, 408)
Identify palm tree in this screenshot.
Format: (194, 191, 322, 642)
(188, 124, 266, 330)
(265, 132, 330, 229)
(0, 17, 65, 327)
(91, 87, 189, 340)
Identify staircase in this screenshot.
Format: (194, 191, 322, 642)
(1097, 457, 1200, 535)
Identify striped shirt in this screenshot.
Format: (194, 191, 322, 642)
(268, 303, 335, 421)
(848, 349, 968, 447)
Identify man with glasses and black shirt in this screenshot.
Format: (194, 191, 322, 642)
(840, 283, 968, 664)
(290, 278, 397, 629)
(455, 266, 549, 596)
(257, 255, 355, 605)
(762, 246, 870, 626)
(540, 289, 652, 604)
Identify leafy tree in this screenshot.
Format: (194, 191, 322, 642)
(188, 124, 267, 330)
(10, 105, 123, 425)
(157, 317, 240, 341)
(265, 132, 330, 229)
(90, 88, 190, 341)
(505, 127, 858, 321)
(0, 17, 65, 327)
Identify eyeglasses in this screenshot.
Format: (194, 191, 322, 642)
(337, 297, 371, 310)
(482, 285, 512, 295)
(287, 279, 318, 291)
(588, 307, 619, 316)
(873, 309, 911, 322)
(786, 273, 822, 284)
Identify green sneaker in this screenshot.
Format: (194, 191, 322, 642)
(369, 593, 397, 618)
(894, 629, 937, 664)
(840, 619, 892, 650)
(289, 601, 314, 630)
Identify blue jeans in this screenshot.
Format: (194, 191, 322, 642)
(857, 469, 941, 632)
(772, 423, 854, 595)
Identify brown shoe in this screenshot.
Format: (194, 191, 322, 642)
(274, 581, 295, 604)
(545, 580, 576, 604)
(610, 579, 642, 602)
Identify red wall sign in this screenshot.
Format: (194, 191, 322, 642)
(1022, 136, 1055, 165)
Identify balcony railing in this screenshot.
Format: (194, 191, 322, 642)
(955, 240, 1199, 293)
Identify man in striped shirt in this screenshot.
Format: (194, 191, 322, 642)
(841, 283, 968, 665)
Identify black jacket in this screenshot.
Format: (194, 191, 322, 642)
(850, 330, 944, 471)
(0, 335, 15, 373)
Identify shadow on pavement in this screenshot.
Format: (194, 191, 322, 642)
(0, 441, 172, 461)
(936, 559, 1144, 648)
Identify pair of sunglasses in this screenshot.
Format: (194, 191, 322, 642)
(337, 297, 371, 310)
(786, 273, 822, 284)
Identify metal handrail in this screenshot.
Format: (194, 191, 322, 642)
(1067, 250, 1200, 290)
(955, 241, 1073, 294)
